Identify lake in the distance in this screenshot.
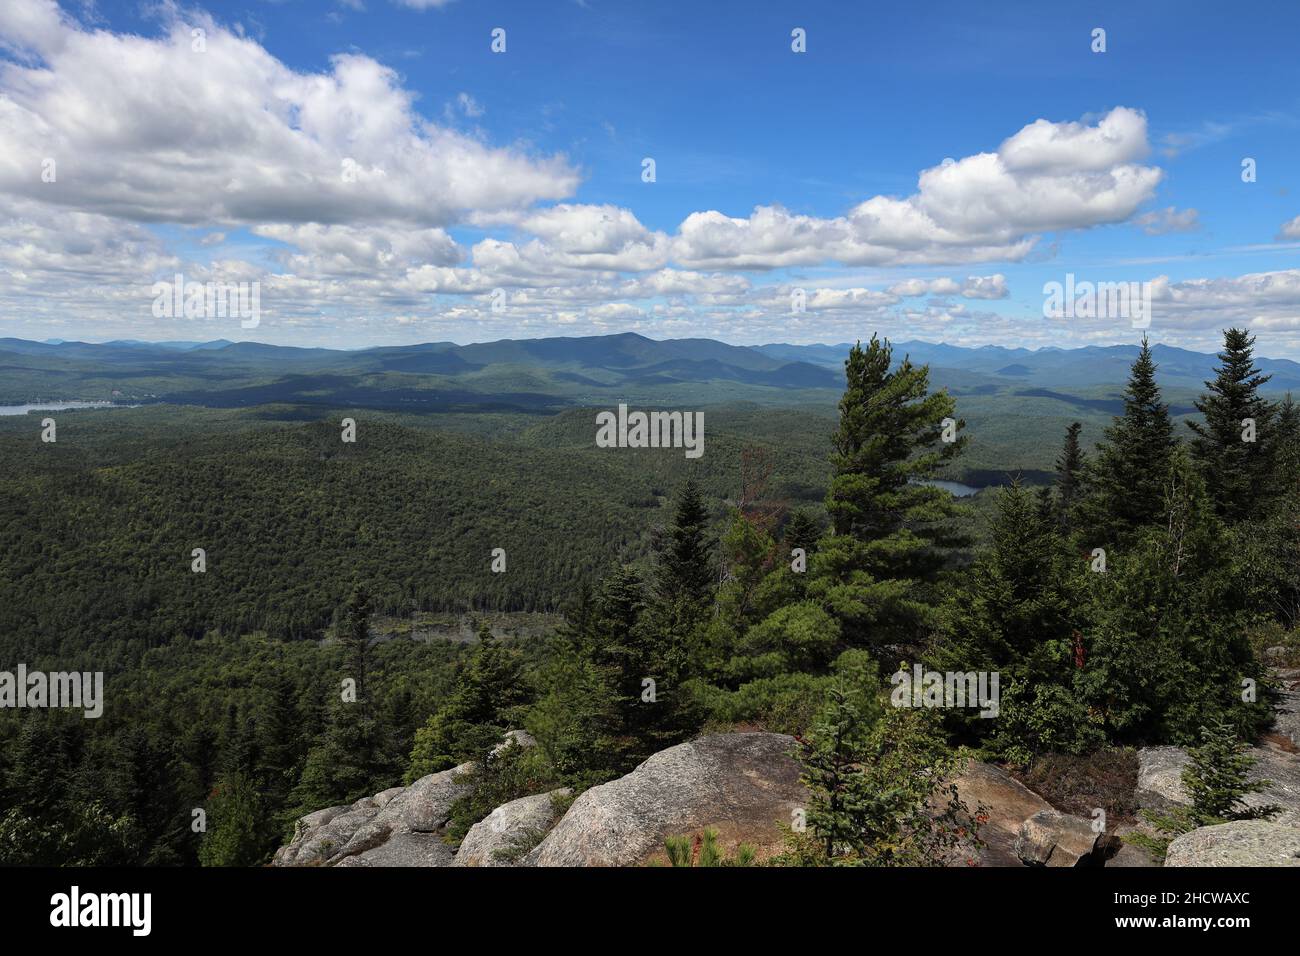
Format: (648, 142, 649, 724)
(0, 401, 130, 416)
(919, 479, 982, 498)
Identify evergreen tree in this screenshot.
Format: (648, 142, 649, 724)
(810, 336, 968, 648)
(789, 651, 976, 866)
(1270, 393, 1299, 492)
(1083, 337, 1176, 544)
(406, 622, 532, 779)
(935, 481, 1096, 756)
(340, 587, 372, 710)
(782, 509, 822, 556)
(1234, 393, 1300, 625)
(1054, 421, 1086, 534)
(1183, 717, 1276, 823)
(1189, 328, 1277, 523)
(1077, 447, 1271, 743)
(531, 563, 703, 781)
(382, 686, 418, 773)
(796, 651, 883, 860)
(595, 565, 700, 762)
(258, 671, 303, 804)
(178, 722, 220, 805)
(651, 478, 714, 611)
(959, 482, 1078, 674)
(1130, 717, 1280, 861)
(292, 588, 395, 810)
(715, 508, 785, 632)
(110, 726, 184, 865)
(220, 709, 260, 780)
(199, 773, 268, 867)
(3, 714, 77, 817)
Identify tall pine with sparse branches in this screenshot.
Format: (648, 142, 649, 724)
(809, 335, 968, 649)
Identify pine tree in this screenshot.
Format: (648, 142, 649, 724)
(292, 588, 395, 809)
(791, 652, 976, 866)
(651, 479, 714, 611)
(1183, 717, 1275, 823)
(339, 587, 371, 710)
(797, 653, 883, 860)
(1083, 337, 1176, 544)
(716, 508, 782, 630)
(406, 622, 532, 779)
(1054, 422, 1086, 534)
(1130, 717, 1277, 861)
(1078, 447, 1271, 743)
(258, 671, 303, 804)
(199, 773, 268, 867)
(810, 336, 968, 648)
(1189, 328, 1277, 523)
(782, 509, 822, 556)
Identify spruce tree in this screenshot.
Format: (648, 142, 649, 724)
(1054, 422, 1086, 535)
(934, 481, 1094, 756)
(938, 481, 1080, 680)
(406, 622, 531, 778)
(1130, 717, 1277, 860)
(1189, 328, 1277, 523)
(1083, 337, 1176, 544)
(340, 587, 371, 710)
(598, 566, 699, 760)
(533, 563, 703, 779)
(782, 509, 822, 556)
(199, 773, 268, 867)
(651, 479, 714, 610)
(1183, 717, 1274, 823)
(1268, 393, 1299, 503)
(258, 671, 303, 805)
(797, 652, 883, 860)
(1078, 447, 1271, 743)
(791, 652, 975, 866)
(292, 588, 394, 809)
(810, 336, 967, 648)
(1241, 393, 1300, 624)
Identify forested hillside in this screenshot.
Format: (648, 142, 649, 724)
(0, 330, 1296, 867)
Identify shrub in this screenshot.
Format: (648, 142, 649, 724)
(782, 652, 982, 866)
(1127, 718, 1279, 861)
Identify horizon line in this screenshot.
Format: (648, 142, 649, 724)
(7, 332, 1294, 363)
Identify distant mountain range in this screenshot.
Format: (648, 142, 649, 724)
(2, 333, 1298, 409)
(754, 340, 1300, 391)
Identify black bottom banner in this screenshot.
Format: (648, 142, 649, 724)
(0, 865, 1285, 941)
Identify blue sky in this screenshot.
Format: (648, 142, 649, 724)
(1, 0, 1299, 355)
